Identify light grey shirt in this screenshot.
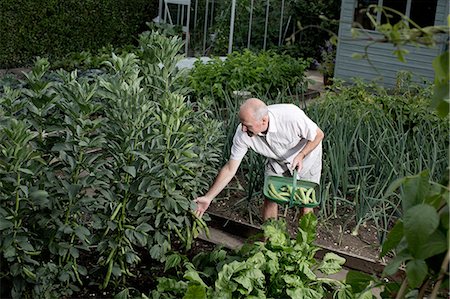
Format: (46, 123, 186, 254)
(230, 104, 322, 183)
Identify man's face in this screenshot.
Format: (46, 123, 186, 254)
(240, 115, 265, 137)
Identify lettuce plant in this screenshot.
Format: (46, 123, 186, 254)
(149, 213, 366, 298)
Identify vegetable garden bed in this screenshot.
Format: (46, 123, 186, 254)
(1, 29, 448, 298)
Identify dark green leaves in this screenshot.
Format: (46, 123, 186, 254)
(381, 170, 448, 292)
(431, 51, 449, 117)
(403, 204, 439, 255)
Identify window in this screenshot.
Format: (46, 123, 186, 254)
(353, 0, 437, 30)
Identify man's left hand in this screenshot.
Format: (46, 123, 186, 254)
(291, 153, 304, 172)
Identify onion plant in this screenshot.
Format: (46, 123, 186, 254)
(307, 80, 449, 241)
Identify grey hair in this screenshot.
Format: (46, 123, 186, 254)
(253, 104, 268, 120)
(239, 98, 268, 120)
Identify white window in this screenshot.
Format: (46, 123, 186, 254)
(353, 0, 438, 30)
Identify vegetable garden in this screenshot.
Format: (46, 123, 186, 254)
(1, 29, 448, 298)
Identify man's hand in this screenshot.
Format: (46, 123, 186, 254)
(194, 196, 213, 218)
(291, 152, 305, 172)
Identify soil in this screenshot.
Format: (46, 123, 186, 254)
(207, 176, 386, 264)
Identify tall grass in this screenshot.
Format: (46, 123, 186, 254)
(307, 81, 449, 241)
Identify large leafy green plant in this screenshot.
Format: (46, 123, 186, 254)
(345, 171, 448, 298)
(0, 31, 223, 297)
(380, 171, 448, 296)
(188, 50, 310, 104)
(149, 213, 369, 298)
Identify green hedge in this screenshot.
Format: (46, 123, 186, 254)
(0, 0, 158, 68)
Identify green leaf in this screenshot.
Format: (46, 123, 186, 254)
(335, 285, 356, 299)
(432, 51, 449, 80)
(74, 225, 91, 241)
(441, 208, 449, 230)
(345, 270, 374, 293)
(380, 221, 404, 257)
(164, 253, 182, 272)
(156, 277, 187, 293)
(432, 84, 449, 117)
(136, 223, 152, 232)
(298, 262, 316, 280)
(30, 190, 49, 201)
(18, 168, 34, 175)
(283, 274, 303, 287)
(67, 184, 82, 200)
(4, 245, 16, 258)
(69, 247, 79, 259)
(123, 166, 136, 178)
(357, 290, 374, 299)
(405, 259, 428, 288)
(403, 204, 439, 256)
(384, 177, 407, 197)
(286, 287, 322, 299)
(0, 219, 13, 230)
(318, 252, 346, 275)
(183, 283, 206, 299)
(415, 230, 447, 260)
(401, 171, 430, 211)
(297, 212, 317, 244)
(383, 250, 411, 276)
(133, 231, 147, 246)
(114, 288, 130, 299)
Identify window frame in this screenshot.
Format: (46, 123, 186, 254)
(352, 0, 436, 31)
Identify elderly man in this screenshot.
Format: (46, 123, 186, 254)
(194, 98, 324, 220)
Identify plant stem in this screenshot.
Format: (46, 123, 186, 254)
(395, 277, 408, 299)
(417, 278, 431, 299)
(14, 173, 21, 216)
(430, 249, 450, 299)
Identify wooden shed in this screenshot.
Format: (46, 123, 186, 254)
(334, 0, 449, 87)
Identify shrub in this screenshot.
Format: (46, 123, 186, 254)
(188, 49, 310, 104)
(0, 0, 158, 68)
(0, 31, 223, 298)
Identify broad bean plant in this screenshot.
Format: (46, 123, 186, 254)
(0, 31, 223, 297)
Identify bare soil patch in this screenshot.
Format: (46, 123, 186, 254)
(207, 177, 385, 263)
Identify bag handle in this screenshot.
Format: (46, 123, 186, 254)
(290, 169, 298, 207)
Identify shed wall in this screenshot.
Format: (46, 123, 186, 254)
(334, 0, 449, 87)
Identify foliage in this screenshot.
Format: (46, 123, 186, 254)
(149, 213, 367, 298)
(206, 0, 291, 55)
(345, 171, 449, 298)
(316, 40, 336, 77)
(188, 50, 310, 104)
(0, 0, 158, 68)
(306, 79, 448, 238)
(351, 6, 449, 117)
(0, 31, 223, 298)
(381, 171, 448, 296)
(342, 8, 450, 298)
(284, 0, 340, 60)
(201, 0, 339, 60)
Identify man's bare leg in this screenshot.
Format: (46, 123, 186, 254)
(263, 198, 278, 221)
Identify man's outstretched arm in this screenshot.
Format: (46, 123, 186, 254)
(194, 159, 241, 218)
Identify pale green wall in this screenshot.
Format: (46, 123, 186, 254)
(334, 0, 449, 87)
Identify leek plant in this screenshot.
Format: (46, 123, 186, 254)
(307, 80, 449, 242)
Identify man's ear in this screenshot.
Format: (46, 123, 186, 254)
(262, 115, 269, 125)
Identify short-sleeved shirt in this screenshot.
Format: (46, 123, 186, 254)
(230, 104, 322, 184)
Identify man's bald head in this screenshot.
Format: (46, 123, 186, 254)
(239, 98, 268, 121)
(238, 98, 269, 137)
